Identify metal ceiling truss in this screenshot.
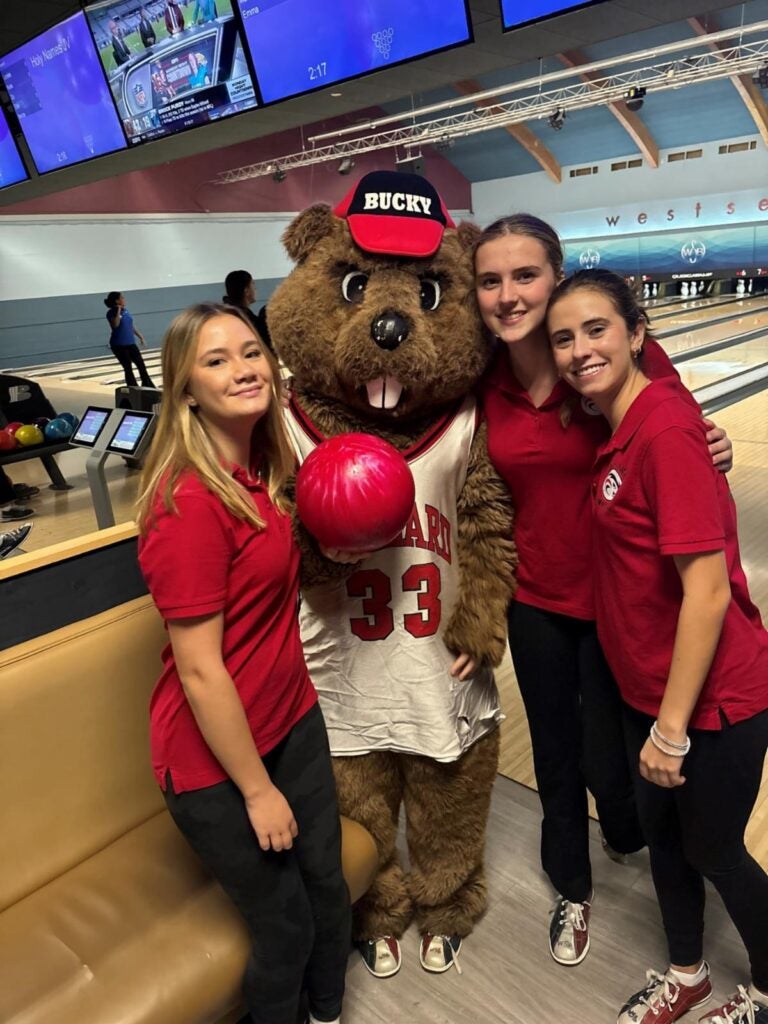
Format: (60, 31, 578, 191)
(214, 22, 768, 185)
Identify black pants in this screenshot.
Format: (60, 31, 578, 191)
(164, 704, 351, 1024)
(0, 469, 13, 504)
(110, 342, 154, 387)
(623, 704, 768, 988)
(508, 601, 645, 902)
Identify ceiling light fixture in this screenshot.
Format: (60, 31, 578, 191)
(625, 85, 647, 111)
(548, 108, 566, 131)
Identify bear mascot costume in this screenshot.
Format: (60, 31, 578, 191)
(268, 170, 516, 978)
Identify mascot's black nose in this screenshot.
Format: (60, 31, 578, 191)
(371, 311, 410, 350)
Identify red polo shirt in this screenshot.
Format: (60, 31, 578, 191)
(479, 338, 685, 620)
(138, 469, 316, 792)
(592, 378, 768, 730)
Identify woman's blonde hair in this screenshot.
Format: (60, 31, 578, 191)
(136, 303, 295, 534)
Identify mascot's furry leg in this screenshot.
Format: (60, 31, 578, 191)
(403, 727, 500, 944)
(333, 753, 413, 943)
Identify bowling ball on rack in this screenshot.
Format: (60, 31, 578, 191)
(57, 412, 79, 430)
(295, 433, 415, 552)
(34, 417, 51, 431)
(4, 421, 23, 435)
(15, 424, 44, 447)
(44, 417, 74, 442)
(0, 429, 17, 451)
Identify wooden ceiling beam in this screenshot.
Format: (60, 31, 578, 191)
(453, 79, 562, 184)
(687, 15, 768, 146)
(557, 49, 660, 168)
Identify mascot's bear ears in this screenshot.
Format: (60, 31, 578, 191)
(283, 169, 475, 264)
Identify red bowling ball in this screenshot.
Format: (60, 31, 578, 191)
(296, 433, 415, 552)
(0, 429, 17, 451)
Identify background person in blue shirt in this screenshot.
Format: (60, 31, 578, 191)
(192, 0, 218, 24)
(104, 292, 155, 388)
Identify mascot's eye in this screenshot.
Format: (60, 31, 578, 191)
(341, 271, 369, 304)
(419, 278, 441, 311)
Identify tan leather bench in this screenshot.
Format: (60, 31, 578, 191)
(0, 594, 377, 1024)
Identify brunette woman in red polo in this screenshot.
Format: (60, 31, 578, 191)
(473, 216, 731, 968)
(136, 304, 350, 1024)
(549, 269, 768, 1024)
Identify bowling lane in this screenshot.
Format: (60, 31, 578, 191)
(659, 302, 768, 358)
(656, 296, 768, 334)
(675, 335, 768, 392)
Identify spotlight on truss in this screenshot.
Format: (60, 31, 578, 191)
(548, 108, 566, 131)
(625, 85, 647, 111)
(271, 166, 287, 183)
(337, 156, 355, 175)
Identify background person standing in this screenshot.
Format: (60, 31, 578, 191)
(104, 291, 155, 388)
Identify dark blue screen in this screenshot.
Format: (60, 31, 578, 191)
(237, 0, 471, 104)
(0, 106, 28, 189)
(0, 12, 127, 174)
(500, 0, 604, 29)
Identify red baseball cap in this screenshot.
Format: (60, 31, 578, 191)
(333, 170, 455, 258)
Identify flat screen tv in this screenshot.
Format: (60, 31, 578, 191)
(236, 0, 473, 105)
(500, 0, 607, 30)
(0, 106, 29, 189)
(0, 11, 128, 174)
(84, 0, 259, 146)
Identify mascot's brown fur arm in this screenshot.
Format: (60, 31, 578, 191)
(441, 421, 517, 667)
(283, 470, 359, 588)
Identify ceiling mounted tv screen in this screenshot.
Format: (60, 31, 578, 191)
(0, 11, 128, 174)
(500, 0, 607, 30)
(0, 106, 29, 189)
(84, 0, 259, 146)
(236, 0, 473, 104)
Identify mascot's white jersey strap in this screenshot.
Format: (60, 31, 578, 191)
(283, 396, 504, 762)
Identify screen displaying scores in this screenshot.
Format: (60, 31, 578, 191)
(0, 106, 28, 189)
(84, 0, 258, 146)
(500, 0, 606, 30)
(0, 11, 127, 174)
(236, 0, 472, 104)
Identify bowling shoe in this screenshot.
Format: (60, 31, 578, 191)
(357, 935, 401, 977)
(549, 891, 592, 965)
(617, 964, 711, 1023)
(2, 506, 34, 520)
(0, 522, 33, 559)
(699, 986, 768, 1023)
(419, 932, 463, 973)
(12, 484, 40, 501)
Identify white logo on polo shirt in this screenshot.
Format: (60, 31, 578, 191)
(602, 469, 622, 501)
(580, 396, 601, 416)
(362, 191, 433, 215)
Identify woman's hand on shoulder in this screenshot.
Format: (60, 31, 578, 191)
(245, 784, 299, 852)
(702, 417, 733, 473)
(639, 736, 686, 788)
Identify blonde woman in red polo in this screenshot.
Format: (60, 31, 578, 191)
(137, 303, 350, 1024)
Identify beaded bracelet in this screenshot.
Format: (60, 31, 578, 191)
(649, 722, 691, 758)
(652, 721, 690, 750)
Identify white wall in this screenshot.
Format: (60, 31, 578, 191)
(0, 212, 296, 303)
(471, 134, 768, 239)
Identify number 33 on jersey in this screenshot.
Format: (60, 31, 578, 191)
(284, 396, 504, 762)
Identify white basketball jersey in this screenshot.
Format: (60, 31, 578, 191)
(284, 398, 503, 762)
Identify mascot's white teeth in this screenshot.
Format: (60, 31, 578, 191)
(366, 376, 403, 410)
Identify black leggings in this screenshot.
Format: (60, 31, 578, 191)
(164, 704, 351, 1024)
(110, 342, 154, 387)
(623, 704, 768, 989)
(508, 601, 644, 902)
